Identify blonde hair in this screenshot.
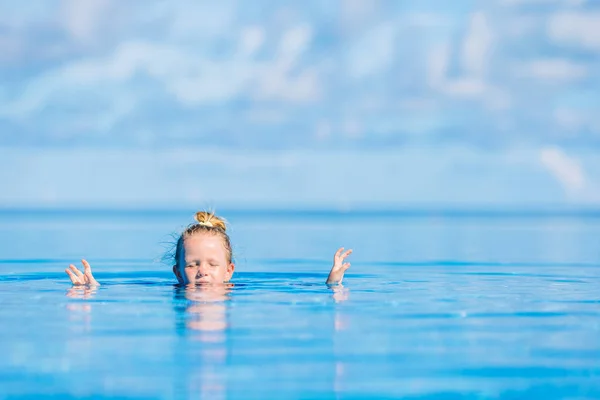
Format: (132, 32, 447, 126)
(174, 211, 233, 266)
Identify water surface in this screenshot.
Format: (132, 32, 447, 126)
(1, 210, 599, 399)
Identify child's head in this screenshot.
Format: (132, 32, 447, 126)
(172, 211, 234, 285)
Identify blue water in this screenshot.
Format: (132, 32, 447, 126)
(1, 209, 599, 399)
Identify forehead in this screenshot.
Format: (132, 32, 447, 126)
(182, 233, 227, 259)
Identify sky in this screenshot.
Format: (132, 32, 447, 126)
(1, 0, 599, 208)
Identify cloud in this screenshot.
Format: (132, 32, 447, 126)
(540, 146, 585, 195)
(239, 26, 265, 57)
(0, 1, 598, 149)
(547, 12, 600, 50)
(279, 25, 313, 60)
(3, 27, 322, 120)
(426, 43, 451, 88)
(515, 59, 588, 82)
(254, 25, 321, 102)
(426, 11, 499, 102)
(60, 0, 114, 44)
(461, 11, 493, 78)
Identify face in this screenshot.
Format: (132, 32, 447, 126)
(174, 233, 234, 285)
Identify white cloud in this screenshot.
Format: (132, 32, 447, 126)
(515, 59, 588, 82)
(462, 11, 493, 78)
(254, 25, 321, 102)
(1, 1, 598, 148)
(426, 44, 489, 99)
(2, 42, 188, 116)
(279, 25, 313, 61)
(540, 146, 585, 195)
(255, 67, 321, 102)
(426, 43, 451, 88)
(548, 12, 600, 50)
(60, 0, 113, 44)
(240, 26, 265, 57)
(426, 15, 498, 103)
(3, 28, 323, 119)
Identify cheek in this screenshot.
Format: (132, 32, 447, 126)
(184, 269, 196, 279)
(215, 266, 227, 277)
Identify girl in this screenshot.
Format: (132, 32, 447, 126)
(65, 211, 353, 287)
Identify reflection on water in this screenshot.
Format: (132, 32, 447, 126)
(174, 285, 231, 400)
(174, 283, 350, 399)
(176, 284, 231, 336)
(332, 285, 349, 396)
(66, 286, 98, 300)
(65, 287, 96, 333)
(60, 282, 353, 399)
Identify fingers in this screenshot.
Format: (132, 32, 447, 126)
(81, 259, 99, 286)
(335, 248, 353, 261)
(65, 267, 82, 285)
(69, 264, 84, 279)
(66, 261, 99, 286)
(342, 262, 351, 271)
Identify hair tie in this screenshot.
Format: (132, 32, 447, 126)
(198, 221, 214, 228)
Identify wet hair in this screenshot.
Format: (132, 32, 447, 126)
(174, 211, 233, 267)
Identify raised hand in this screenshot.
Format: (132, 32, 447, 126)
(326, 247, 353, 285)
(65, 259, 100, 286)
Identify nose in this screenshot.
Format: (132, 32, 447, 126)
(195, 266, 208, 278)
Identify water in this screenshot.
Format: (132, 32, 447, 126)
(1, 209, 599, 399)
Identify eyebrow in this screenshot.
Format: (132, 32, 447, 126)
(185, 258, 220, 264)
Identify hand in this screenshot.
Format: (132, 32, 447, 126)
(65, 259, 100, 286)
(326, 247, 352, 285)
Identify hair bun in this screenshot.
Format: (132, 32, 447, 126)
(194, 211, 227, 231)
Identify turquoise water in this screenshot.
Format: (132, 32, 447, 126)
(1, 209, 599, 399)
